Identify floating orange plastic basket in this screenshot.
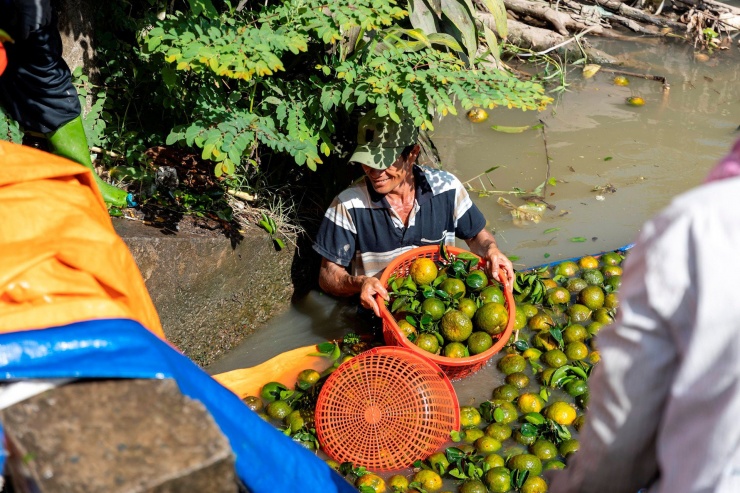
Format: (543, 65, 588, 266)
(314, 346, 459, 471)
(377, 246, 516, 380)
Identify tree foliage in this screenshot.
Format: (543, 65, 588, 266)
(142, 0, 551, 178)
(0, 0, 551, 199)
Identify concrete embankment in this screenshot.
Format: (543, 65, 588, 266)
(112, 218, 317, 367)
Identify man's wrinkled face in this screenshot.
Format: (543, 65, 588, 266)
(361, 146, 417, 195)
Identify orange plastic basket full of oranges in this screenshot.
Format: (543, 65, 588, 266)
(377, 246, 516, 380)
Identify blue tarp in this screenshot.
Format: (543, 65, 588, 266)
(525, 244, 634, 271)
(0, 319, 355, 493)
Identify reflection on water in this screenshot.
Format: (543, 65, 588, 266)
(209, 39, 740, 389)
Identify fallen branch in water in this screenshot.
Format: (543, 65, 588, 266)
(599, 67, 670, 92)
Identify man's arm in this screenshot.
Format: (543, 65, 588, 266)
(318, 257, 388, 317)
(464, 229, 514, 290)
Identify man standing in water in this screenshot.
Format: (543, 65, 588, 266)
(313, 110, 514, 317)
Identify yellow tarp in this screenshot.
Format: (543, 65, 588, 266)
(0, 141, 164, 337)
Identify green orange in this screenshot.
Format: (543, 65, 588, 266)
(440, 277, 466, 298)
(416, 333, 440, 354)
(542, 349, 568, 368)
(483, 453, 505, 469)
(506, 372, 530, 389)
(554, 260, 579, 277)
(443, 341, 467, 358)
(567, 304, 592, 323)
(528, 312, 554, 331)
(297, 369, 320, 388)
(492, 384, 519, 402)
(579, 285, 605, 310)
(593, 307, 614, 324)
(441, 310, 473, 342)
(563, 324, 588, 343)
(485, 423, 512, 441)
(530, 439, 558, 461)
(468, 331, 493, 355)
(266, 399, 293, 420)
(559, 438, 580, 458)
(507, 453, 543, 477)
(421, 297, 446, 321)
(397, 319, 417, 339)
(484, 466, 512, 493)
(546, 287, 571, 306)
(489, 400, 518, 424)
(412, 469, 443, 492)
(356, 473, 387, 493)
(601, 251, 623, 266)
(479, 285, 505, 304)
(475, 436, 502, 454)
(521, 475, 548, 493)
(565, 277, 588, 294)
(613, 75, 629, 86)
(497, 354, 526, 374)
(466, 269, 489, 291)
(474, 302, 509, 335)
(531, 332, 558, 351)
(427, 452, 450, 474)
(514, 306, 528, 330)
(519, 303, 539, 319)
(460, 406, 482, 428)
(458, 297, 478, 319)
(602, 265, 623, 278)
(565, 341, 589, 361)
(260, 381, 288, 403)
(388, 475, 409, 492)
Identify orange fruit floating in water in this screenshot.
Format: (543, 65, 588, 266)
(467, 107, 489, 123)
(626, 96, 645, 106)
(613, 75, 629, 86)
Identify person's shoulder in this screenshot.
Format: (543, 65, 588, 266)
(334, 178, 372, 207)
(665, 176, 740, 220)
(418, 166, 463, 193)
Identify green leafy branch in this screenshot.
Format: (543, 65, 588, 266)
(143, 0, 552, 179)
(514, 269, 549, 304)
(518, 412, 572, 445)
(258, 212, 286, 250)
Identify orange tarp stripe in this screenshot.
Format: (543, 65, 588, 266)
(0, 141, 164, 338)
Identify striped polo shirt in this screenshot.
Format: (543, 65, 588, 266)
(313, 165, 486, 277)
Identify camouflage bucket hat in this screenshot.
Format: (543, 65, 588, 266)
(349, 110, 419, 170)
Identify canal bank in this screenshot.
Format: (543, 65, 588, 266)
(112, 218, 318, 368)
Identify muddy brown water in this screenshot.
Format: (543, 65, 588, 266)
(207, 36, 740, 479)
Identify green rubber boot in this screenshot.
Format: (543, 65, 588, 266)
(47, 116, 129, 208)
